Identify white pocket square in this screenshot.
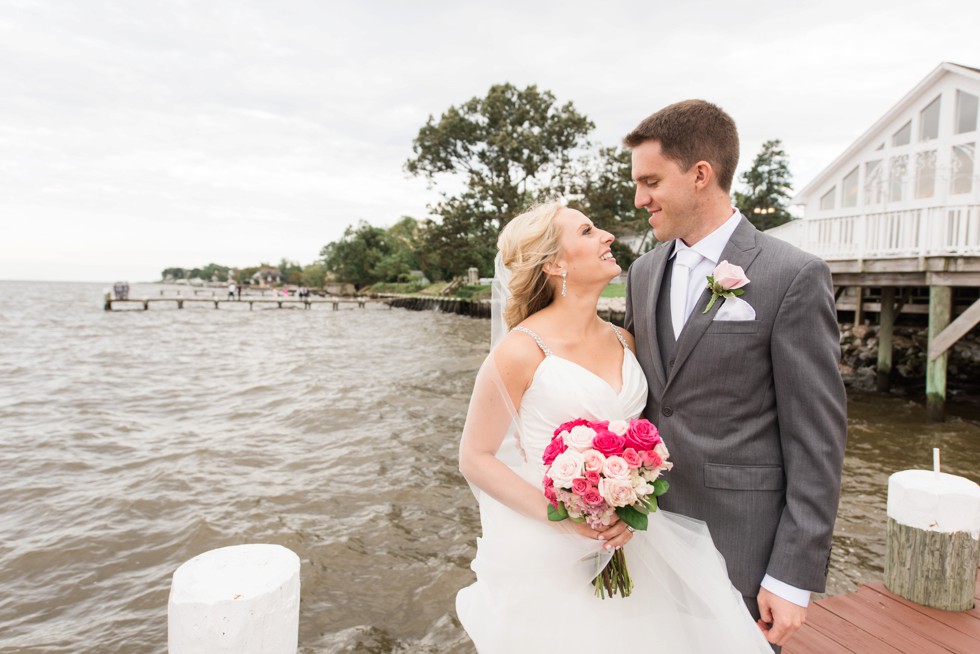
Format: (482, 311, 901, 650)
(713, 296, 756, 321)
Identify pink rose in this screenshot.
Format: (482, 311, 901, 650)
(625, 419, 661, 452)
(598, 477, 638, 508)
(602, 456, 631, 479)
(639, 449, 662, 469)
(571, 477, 590, 495)
(582, 449, 606, 472)
(544, 484, 557, 506)
(583, 487, 605, 506)
(592, 430, 626, 458)
(713, 260, 750, 290)
(542, 435, 567, 466)
(585, 470, 600, 485)
(621, 448, 642, 469)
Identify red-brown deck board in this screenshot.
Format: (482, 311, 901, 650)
(784, 570, 980, 654)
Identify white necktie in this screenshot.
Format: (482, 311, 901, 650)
(670, 248, 703, 339)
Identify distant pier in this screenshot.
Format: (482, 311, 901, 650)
(104, 297, 381, 311)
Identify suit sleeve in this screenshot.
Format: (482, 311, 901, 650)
(766, 258, 847, 592)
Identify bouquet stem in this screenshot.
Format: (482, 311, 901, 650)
(593, 548, 633, 599)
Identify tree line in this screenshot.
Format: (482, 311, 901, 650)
(164, 85, 794, 289)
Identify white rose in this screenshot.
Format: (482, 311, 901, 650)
(598, 477, 638, 508)
(607, 419, 629, 436)
(549, 449, 585, 489)
(564, 425, 597, 451)
(602, 456, 631, 480)
(632, 475, 653, 496)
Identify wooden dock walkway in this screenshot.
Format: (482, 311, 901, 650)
(785, 572, 979, 653)
(104, 297, 384, 311)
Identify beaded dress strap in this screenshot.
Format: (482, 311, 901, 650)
(512, 326, 552, 357)
(610, 324, 629, 350)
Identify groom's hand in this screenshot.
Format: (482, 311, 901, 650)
(757, 587, 806, 646)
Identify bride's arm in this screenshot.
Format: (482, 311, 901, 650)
(458, 334, 555, 522)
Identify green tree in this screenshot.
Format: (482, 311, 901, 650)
(569, 146, 653, 269)
(300, 263, 327, 288)
(322, 221, 410, 289)
(277, 258, 303, 286)
(733, 139, 794, 231)
(406, 83, 594, 278)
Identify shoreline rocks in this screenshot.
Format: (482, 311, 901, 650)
(839, 323, 980, 394)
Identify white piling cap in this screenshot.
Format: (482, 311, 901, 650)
(168, 543, 300, 654)
(887, 470, 980, 539)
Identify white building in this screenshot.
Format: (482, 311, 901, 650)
(770, 62, 979, 261)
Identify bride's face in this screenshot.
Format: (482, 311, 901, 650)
(553, 209, 621, 287)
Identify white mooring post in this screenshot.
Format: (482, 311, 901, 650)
(168, 544, 300, 654)
(884, 455, 980, 611)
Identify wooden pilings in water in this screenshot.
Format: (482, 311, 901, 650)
(926, 286, 952, 422)
(876, 287, 896, 392)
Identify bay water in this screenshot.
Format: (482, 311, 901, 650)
(0, 280, 977, 653)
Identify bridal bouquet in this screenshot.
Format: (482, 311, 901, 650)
(542, 417, 672, 599)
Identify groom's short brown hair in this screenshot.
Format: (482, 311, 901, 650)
(624, 100, 739, 193)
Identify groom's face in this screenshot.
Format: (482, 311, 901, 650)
(631, 140, 698, 244)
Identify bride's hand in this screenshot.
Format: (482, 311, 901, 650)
(560, 517, 634, 549)
(595, 518, 634, 550)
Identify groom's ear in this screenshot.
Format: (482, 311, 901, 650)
(691, 160, 715, 190)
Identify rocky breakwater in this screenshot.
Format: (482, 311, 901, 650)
(839, 323, 980, 393)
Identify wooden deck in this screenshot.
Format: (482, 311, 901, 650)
(785, 573, 980, 653)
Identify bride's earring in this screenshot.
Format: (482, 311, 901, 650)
(561, 271, 567, 297)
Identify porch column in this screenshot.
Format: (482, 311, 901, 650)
(926, 286, 952, 423)
(877, 287, 896, 392)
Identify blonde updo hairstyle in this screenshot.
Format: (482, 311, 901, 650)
(497, 202, 565, 329)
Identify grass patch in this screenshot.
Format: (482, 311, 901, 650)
(600, 284, 626, 298)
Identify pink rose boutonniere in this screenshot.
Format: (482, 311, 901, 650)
(702, 260, 750, 314)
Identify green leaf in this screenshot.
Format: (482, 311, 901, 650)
(616, 505, 649, 531)
(645, 495, 659, 512)
(732, 288, 745, 296)
(653, 479, 670, 497)
(547, 502, 568, 521)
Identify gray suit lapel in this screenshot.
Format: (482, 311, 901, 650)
(667, 218, 761, 386)
(644, 243, 672, 388)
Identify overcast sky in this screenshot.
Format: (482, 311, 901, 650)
(2, 0, 978, 282)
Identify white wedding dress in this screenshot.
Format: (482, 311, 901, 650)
(456, 326, 772, 653)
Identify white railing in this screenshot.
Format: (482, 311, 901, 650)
(769, 204, 980, 260)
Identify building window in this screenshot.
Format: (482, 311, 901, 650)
(864, 160, 883, 205)
(915, 150, 936, 198)
(820, 186, 836, 211)
(889, 155, 908, 202)
(919, 95, 940, 141)
(956, 90, 978, 134)
(951, 143, 975, 194)
(842, 166, 859, 208)
(892, 121, 911, 147)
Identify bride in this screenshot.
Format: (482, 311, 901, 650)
(456, 202, 772, 653)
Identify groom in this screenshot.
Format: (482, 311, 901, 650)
(623, 100, 847, 651)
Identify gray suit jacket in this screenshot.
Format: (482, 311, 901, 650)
(624, 217, 847, 596)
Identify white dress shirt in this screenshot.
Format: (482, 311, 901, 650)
(669, 208, 811, 608)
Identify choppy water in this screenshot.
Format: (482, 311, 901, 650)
(0, 280, 977, 653)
